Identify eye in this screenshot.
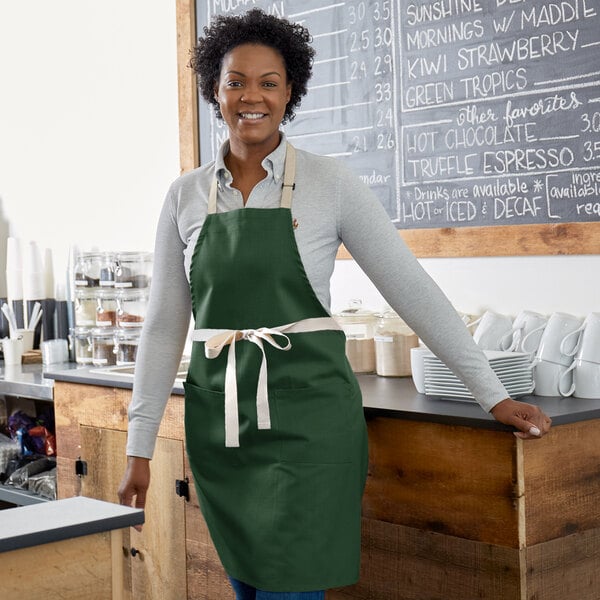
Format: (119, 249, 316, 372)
(262, 81, 277, 88)
(226, 80, 243, 88)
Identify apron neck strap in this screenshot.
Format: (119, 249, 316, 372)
(208, 142, 296, 214)
(280, 142, 296, 209)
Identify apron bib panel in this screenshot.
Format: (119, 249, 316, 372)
(184, 144, 367, 592)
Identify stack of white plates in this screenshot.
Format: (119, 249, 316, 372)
(424, 350, 534, 400)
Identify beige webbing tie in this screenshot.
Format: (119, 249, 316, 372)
(208, 143, 296, 214)
(191, 317, 342, 448)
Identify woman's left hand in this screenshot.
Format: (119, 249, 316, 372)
(490, 398, 552, 439)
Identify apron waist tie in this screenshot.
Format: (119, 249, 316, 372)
(190, 317, 342, 447)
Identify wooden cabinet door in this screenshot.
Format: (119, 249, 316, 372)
(79, 426, 187, 600)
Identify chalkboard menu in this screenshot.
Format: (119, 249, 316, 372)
(196, 0, 600, 232)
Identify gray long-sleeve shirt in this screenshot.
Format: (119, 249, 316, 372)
(126, 134, 508, 459)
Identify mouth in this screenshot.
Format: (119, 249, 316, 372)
(238, 112, 267, 121)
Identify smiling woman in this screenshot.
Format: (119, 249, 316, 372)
(118, 7, 551, 600)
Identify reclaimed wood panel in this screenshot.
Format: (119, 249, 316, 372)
(329, 521, 600, 600)
(363, 417, 520, 546)
(329, 519, 521, 600)
(526, 527, 600, 599)
(176, 0, 198, 174)
(336, 222, 600, 258)
(129, 435, 187, 600)
(79, 426, 187, 600)
(522, 419, 600, 546)
(1, 531, 114, 599)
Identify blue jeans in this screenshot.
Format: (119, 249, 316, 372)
(229, 577, 325, 600)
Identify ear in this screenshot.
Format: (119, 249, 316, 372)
(285, 82, 292, 103)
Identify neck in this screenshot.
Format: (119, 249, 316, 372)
(224, 148, 263, 179)
(225, 134, 281, 174)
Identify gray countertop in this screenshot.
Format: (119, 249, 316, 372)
(41, 364, 600, 432)
(0, 496, 143, 552)
(358, 372, 600, 431)
(0, 363, 55, 401)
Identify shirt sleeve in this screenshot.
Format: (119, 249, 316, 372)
(336, 168, 509, 412)
(126, 187, 192, 459)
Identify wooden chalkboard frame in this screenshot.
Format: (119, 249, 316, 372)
(175, 0, 600, 258)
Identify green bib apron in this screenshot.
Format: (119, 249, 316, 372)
(183, 143, 368, 593)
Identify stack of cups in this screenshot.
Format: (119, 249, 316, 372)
(6, 237, 25, 329)
(533, 313, 582, 396)
(558, 313, 600, 399)
(23, 241, 45, 349)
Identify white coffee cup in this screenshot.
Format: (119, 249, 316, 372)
(558, 358, 600, 399)
(534, 358, 572, 397)
(2, 337, 23, 366)
(560, 312, 600, 364)
(472, 311, 513, 351)
(536, 313, 582, 366)
(410, 345, 432, 394)
(15, 328, 34, 353)
(500, 310, 548, 353)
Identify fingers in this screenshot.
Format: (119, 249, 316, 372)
(513, 408, 552, 439)
(118, 485, 133, 507)
(134, 488, 147, 510)
(118, 485, 145, 532)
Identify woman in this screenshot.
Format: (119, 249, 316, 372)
(118, 9, 551, 599)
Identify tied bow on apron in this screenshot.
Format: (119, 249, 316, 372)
(191, 317, 341, 447)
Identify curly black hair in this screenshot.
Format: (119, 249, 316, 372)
(190, 8, 315, 124)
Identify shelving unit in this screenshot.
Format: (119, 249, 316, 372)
(0, 363, 56, 506)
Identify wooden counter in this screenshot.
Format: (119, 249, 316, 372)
(48, 370, 600, 600)
(0, 496, 143, 600)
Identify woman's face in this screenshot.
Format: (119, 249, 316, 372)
(214, 43, 292, 153)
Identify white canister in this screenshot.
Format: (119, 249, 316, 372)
(334, 300, 377, 373)
(374, 310, 419, 377)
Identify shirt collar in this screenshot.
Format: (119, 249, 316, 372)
(214, 133, 288, 185)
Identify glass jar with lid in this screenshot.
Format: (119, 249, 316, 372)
(74, 289, 98, 327)
(114, 251, 153, 289)
(115, 327, 142, 365)
(91, 327, 118, 366)
(95, 290, 117, 327)
(374, 308, 419, 377)
(333, 299, 377, 373)
(99, 252, 117, 288)
(73, 251, 103, 289)
(116, 289, 148, 327)
(71, 326, 94, 364)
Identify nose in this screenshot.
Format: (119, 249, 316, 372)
(240, 83, 262, 103)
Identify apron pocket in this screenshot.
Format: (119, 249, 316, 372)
(183, 381, 227, 457)
(272, 381, 365, 465)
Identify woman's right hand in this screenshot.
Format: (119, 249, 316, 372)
(118, 456, 151, 530)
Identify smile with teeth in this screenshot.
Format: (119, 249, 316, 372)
(239, 112, 266, 120)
